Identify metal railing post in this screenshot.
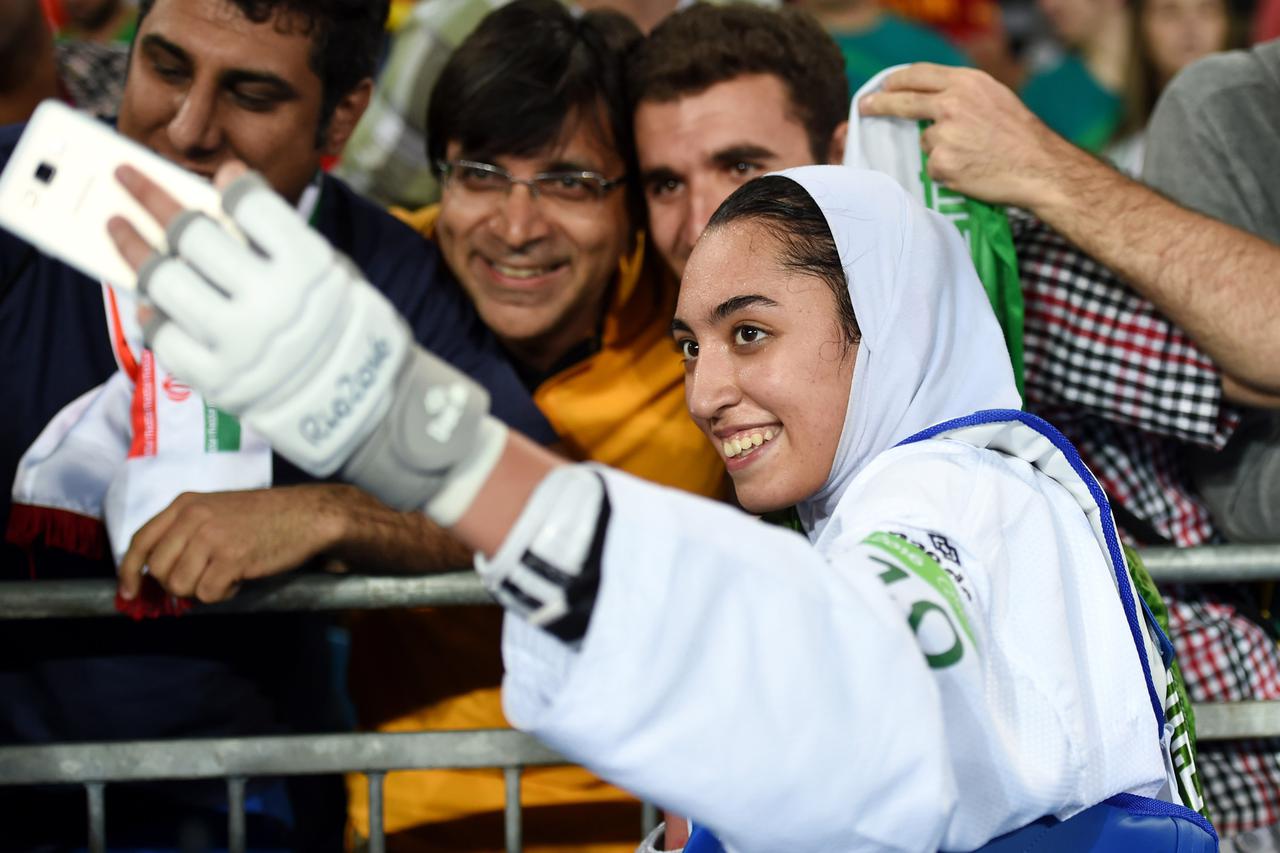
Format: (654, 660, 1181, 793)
(85, 781, 105, 853)
(367, 771, 386, 853)
(504, 765, 523, 853)
(227, 775, 247, 853)
(642, 802, 659, 835)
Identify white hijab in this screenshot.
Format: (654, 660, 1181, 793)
(781, 166, 1021, 538)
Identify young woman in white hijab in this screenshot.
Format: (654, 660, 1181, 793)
(488, 168, 1213, 852)
(108, 161, 1214, 851)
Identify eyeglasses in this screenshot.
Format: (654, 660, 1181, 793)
(435, 159, 626, 203)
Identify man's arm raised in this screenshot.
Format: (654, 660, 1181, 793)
(860, 63, 1280, 399)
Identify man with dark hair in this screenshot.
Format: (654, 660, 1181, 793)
(423, 0, 643, 377)
(334, 0, 780, 210)
(345, 1, 728, 848)
(0, 0, 551, 846)
(628, 3, 850, 277)
(126, 0, 387, 200)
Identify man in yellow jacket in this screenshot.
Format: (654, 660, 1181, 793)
(344, 2, 726, 849)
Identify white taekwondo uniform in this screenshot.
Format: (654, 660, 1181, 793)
(497, 168, 1170, 852)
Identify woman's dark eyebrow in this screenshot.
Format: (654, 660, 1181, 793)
(670, 295, 780, 336)
(711, 294, 779, 323)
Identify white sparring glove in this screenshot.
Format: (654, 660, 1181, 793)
(138, 171, 507, 524)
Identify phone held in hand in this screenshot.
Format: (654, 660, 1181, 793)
(0, 100, 232, 290)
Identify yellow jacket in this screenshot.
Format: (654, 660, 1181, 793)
(346, 206, 726, 851)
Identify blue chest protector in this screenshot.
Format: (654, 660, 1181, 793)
(685, 411, 1217, 853)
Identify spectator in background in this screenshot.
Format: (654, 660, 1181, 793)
(1021, 0, 1131, 150)
(799, 0, 971, 94)
(630, 3, 849, 279)
(343, 2, 728, 849)
(1, 0, 552, 847)
(55, 0, 138, 44)
(1139, 37, 1280, 847)
(880, 0, 1000, 44)
(334, 0, 779, 210)
(1106, 0, 1235, 175)
(0, 0, 127, 124)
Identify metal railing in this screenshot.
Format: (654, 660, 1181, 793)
(0, 729, 566, 853)
(2, 543, 1279, 851)
(0, 570, 656, 852)
(6, 544, 1280, 621)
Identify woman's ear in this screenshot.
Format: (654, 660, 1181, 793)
(827, 121, 849, 165)
(322, 78, 374, 157)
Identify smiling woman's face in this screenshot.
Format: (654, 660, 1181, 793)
(673, 219, 856, 513)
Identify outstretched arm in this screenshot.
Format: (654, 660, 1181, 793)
(105, 161, 956, 851)
(491, 466, 957, 853)
(860, 64, 1280, 399)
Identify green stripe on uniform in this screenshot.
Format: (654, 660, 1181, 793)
(864, 531, 976, 648)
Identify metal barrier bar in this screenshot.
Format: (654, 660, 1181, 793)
(227, 776, 246, 853)
(0, 572, 490, 620)
(3, 545, 1279, 621)
(0, 729, 564, 786)
(0, 703, 1275, 852)
(0, 702, 1270, 790)
(1140, 545, 1280, 583)
(1194, 701, 1280, 741)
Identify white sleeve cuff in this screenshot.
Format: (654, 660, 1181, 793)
(500, 613, 580, 729)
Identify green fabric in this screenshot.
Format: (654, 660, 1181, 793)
(917, 128, 1026, 396)
(761, 506, 804, 532)
(114, 16, 137, 44)
(203, 403, 242, 453)
(1124, 544, 1210, 819)
(1020, 55, 1122, 151)
(832, 14, 971, 96)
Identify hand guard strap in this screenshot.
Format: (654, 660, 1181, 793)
(341, 343, 508, 522)
(475, 466, 609, 646)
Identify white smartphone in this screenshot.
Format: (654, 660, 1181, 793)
(0, 100, 231, 290)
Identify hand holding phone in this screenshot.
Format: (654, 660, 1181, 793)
(0, 100, 231, 289)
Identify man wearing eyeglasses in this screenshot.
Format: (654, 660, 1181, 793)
(343, 1, 729, 850)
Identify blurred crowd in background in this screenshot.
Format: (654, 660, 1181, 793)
(24, 0, 1275, 179)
